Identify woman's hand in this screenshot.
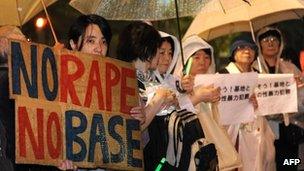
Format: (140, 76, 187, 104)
(53, 42, 65, 52)
(154, 88, 177, 106)
(194, 84, 221, 103)
(249, 93, 258, 110)
(57, 160, 77, 171)
(294, 75, 304, 88)
(140, 88, 177, 130)
(130, 105, 146, 125)
(180, 75, 194, 93)
(0, 37, 9, 57)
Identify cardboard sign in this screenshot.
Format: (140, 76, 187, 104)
(194, 73, 258, 125)
(255, 74, 298, 116)
(9, 40, 142, 170)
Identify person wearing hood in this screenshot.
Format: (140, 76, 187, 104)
(219, 34, 276, 171)
(252, 27, 303, 171)
(173, 35, 221, 107)
(117, 22, 184, 170)
(117, 21, 178, 131)
(153, 31, 193, 95)
(172, 35, 241, 171)
(142, 31, 197, 170)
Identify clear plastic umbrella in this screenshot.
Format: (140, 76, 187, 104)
(70, 0, 210, 65)
(69, 0, 208, 21)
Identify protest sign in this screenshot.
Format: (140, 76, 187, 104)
(195, 73, 258, 125)
(255, 74, 297, 116)
(9, 40, 142, 170)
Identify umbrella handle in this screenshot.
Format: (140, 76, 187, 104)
(174, 0, 185, 68)
(40, 0, 58, 44)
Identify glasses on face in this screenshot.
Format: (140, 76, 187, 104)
(261, 36, 279, 43)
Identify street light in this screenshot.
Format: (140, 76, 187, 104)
(35, 17, 47, 28)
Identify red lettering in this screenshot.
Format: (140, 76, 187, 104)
(84, 61, 105, 110)
(106, 62, 120, 111)
(18, 107, 44, 159)
(60, 54, 84, 106)
(120, 68, 136, 114)
(46, 112, 62, 159)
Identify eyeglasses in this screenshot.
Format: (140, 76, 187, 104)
(261, 36, 279, 43)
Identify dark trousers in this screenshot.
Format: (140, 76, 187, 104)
(275, 123, 303, 171)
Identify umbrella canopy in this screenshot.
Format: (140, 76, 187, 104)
(69, 0, 207, 21)
(184, 0, 304, 41)
(0, 0, 57, 26)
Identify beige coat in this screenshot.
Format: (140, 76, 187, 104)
(173, 35, 242, 171)
(225, 62, 276, 171)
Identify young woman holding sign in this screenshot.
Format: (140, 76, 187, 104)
(58, 14, 112, 171)
(62, 14, 146, 171)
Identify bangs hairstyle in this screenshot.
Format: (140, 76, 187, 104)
(202, 48, 212, 57)
(66, 14, 112, 52)
(184, 48, 212, 71)
(190, 48, 212, 59)
(117, 21, 161, 62)
(161, 36, 175, 54)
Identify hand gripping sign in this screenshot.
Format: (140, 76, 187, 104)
(9, 40, 143, 170)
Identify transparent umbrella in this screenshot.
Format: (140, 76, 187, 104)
(69, 0, 210, 65)
(69, 0, 207, 21)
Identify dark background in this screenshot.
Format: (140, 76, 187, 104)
(21, 0, 304, 71)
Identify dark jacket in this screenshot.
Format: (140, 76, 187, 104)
(0, 67, 14, 171)
(0, 67, 59, 171)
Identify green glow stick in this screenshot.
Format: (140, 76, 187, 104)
(184, 57, 193, 75)
(155, 157, 166, 171)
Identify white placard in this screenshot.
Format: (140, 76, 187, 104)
(195, 73, 258, 125)
(255, 74, 298, 115)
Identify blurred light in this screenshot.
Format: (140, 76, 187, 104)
(36, 17, 46, 28)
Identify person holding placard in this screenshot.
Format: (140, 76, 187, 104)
(57, 14, 113, 171)
(172, 35, 241, 171)
(219, 34, 276, 171)
(0, 26, 62, 171)
(0, 25, 27, 171)
(252, 27, 304, 171)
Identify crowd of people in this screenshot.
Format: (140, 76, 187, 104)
(0, 14, 303, 171)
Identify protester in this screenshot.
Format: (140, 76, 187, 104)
(0, 26, 64, 171)
(252, 27, 304, 171)
(140, 31, 198, 170)
(0, 25, 27, 171)
(170, 35, 236, 170)
(219, 34, 276, 171)
(66, 14, 112, 57)
(59, 14, 113, 171)
(117, 22, 185, 170)
(173, 35, 221, 106)
(117, 21, 176, 131)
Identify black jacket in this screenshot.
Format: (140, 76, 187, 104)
(0, 67, 14, 171)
